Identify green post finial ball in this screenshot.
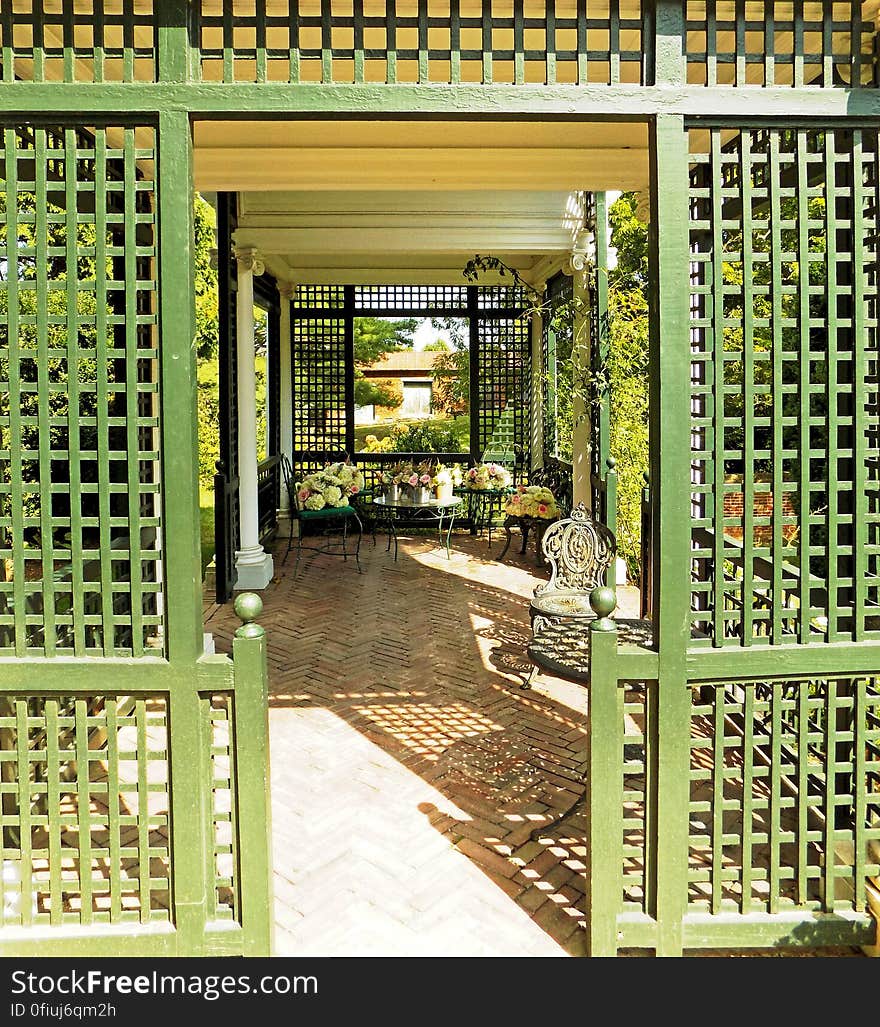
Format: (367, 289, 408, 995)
(606, 455, 617, 471)
(590, 586, 617, 630)
(234, 592, 263, 625)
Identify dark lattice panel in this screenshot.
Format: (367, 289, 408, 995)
(476, 313, 530, 463)
(684, 1, 879, 88)
(542, 270, 573, 461)
(197, 0, 645, 86)
(688, 125, 880, 647)
(0, 694, 171, 928)
(217, 194, 239, 484)
(0, 123, 164, 658)
(290, 315, 348, 455)
(354, 284, 469, 312)
(687, 676, 880, 915)
(476, 284, 529, 310)
(0, 1, 157, 83)
(293, 284, 344, 310)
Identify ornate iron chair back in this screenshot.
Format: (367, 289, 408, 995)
(535, 502, 616, 597)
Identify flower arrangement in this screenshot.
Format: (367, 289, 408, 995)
(465, 462, 512, 491)
(296, 461, 364, 512)
(432, 463, 464, 489)
(377, 460, 414, 487)
(504, 485, 560, 520)
(407, 460, 435, 490)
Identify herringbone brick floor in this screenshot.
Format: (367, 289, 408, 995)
(204, 528, 638, 956)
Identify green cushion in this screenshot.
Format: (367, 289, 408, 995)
(298, 504, 357, 520)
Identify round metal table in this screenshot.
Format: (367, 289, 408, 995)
(527, 618, 654, 685)
(372, 494, 463, 560)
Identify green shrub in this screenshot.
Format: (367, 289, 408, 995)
(387, 420, 463, 453)
(197, 355, 266, 492)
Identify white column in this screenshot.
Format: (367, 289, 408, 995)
(529, 304, 544, 472)
(570, 246, 592, 510)
(233, 247, 274, 590)
(277, 282, 295, 518)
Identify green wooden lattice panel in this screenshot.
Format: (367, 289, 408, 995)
(688, 124, 880, 648)
(683, 1, 879, 88)
(0, 693, 171, 928)
(206, 692, 239, 924)
(197, 0, 645, 86)
(686, 676, 880, 916)
(0, 122, 164, 658)
(0, 1, 158, 84)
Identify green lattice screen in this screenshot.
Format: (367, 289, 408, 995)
(197, 0, 645, 85)
(0, 2, 158, 83)
(290, 286, 348, 462)
(683, 1, 879, 88)
(0, 694, 171, 928)
(542, 270, 572, 461)
(688, 124, 880, 647)
(687, 676, 880, 916)
(0, 122, 164, 658)
(475, 288, 530, 463)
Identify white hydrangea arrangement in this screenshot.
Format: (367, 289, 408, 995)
(504, 485, 560, 520)
(465, 462, 512, 491)
(432, 463, 464, 488)
(296, 461, 364, 512)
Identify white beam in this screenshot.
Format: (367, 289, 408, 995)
(232, 224, 576, 255)
(269, 265, 517, 286)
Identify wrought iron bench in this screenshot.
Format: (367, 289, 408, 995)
(280, 455, 363, 576)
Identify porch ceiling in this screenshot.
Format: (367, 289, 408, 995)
(231, 188, 590, 285)
(193, 119, 649, 193)
(202, 119, 648, 286)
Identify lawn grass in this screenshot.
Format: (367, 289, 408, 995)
(199, 487, 214, 577)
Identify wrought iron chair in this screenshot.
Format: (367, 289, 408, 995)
(528, 503, 616, 631)
(280, 455, 363, 576)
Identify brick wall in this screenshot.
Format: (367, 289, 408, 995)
(722, 476, 797, 544)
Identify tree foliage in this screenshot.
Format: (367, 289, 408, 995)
(352, 316, 416, 408)
(429, 316, 469, 416)
(194, 194, 220, 359)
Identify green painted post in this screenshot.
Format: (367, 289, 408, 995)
(157, 110, 209, 952)
(157, 0, 195, 83)
(585, 587, 623, 956)
(593, 191, 611, 475)
(648, 113, 693, 957)
(232, 594, 275, 957)
(158, 112, 203, 662)
(652, 0, 685, 86)
(605, 457, 618, 551)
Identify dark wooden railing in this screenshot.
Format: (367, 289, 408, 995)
(214, 463, 240, 606)
(257, 453, 282, 543)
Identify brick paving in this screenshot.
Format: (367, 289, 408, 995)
(203, 528, 865, 958)
(204, 527, 637, 956)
